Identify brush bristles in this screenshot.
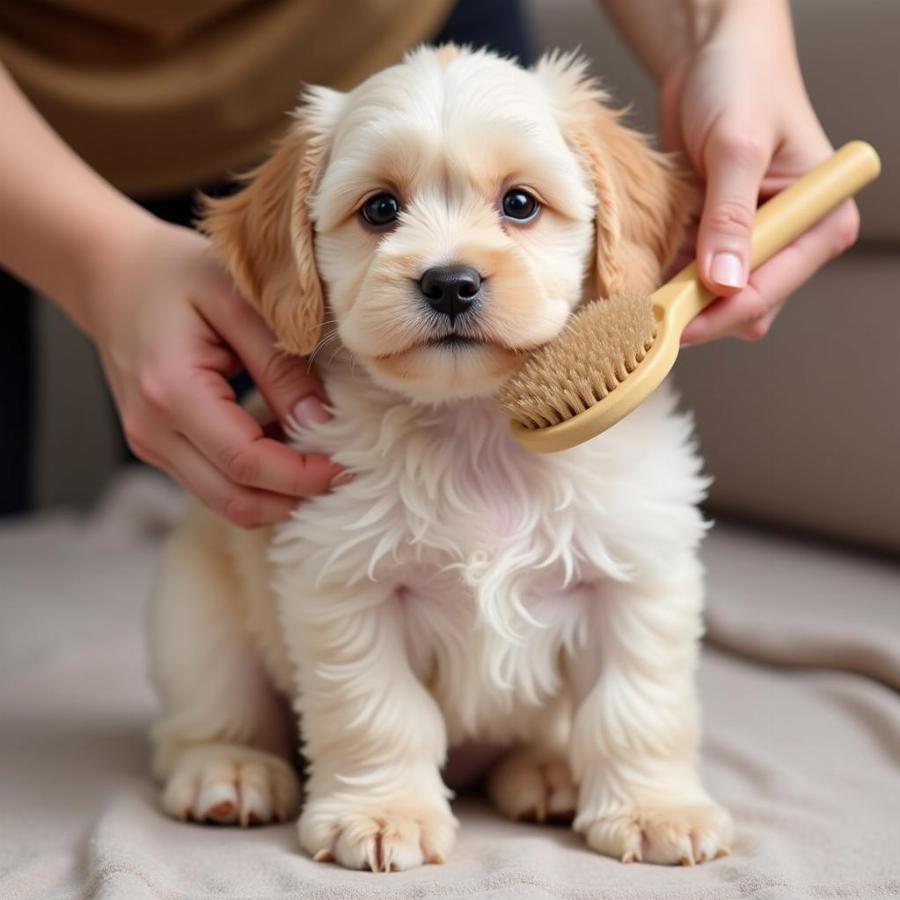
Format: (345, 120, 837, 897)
(497, 294, 657, 429)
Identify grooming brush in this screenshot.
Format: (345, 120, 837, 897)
(497, 141, 881, 453)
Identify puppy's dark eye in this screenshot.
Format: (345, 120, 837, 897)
(501, 188, 540, 222)
(361, 193, 401, 227)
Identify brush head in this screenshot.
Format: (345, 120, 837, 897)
(497, 293, 657, 430)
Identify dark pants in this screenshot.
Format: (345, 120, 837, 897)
(0, 0, 535, 516)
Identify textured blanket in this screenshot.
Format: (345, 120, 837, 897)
(1, 473, 898, 899)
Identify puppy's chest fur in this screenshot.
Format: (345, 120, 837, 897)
(260, 368, 707, 741)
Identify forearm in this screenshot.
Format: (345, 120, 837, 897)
(600, 0, 794, 83)
(0, 63, 157, 335)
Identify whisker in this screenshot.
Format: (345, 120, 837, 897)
(309, 333, 338, 360)
(306, 332, 340, 369)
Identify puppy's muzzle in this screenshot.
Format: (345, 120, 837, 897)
(419, 265, 482, 326)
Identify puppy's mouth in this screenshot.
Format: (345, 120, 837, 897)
(373, 331, 492, 359)
(371, 332, 539, 362)
(426, 334, 484, 348)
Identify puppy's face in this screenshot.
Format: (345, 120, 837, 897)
(311, 49, 595, 400)
(204, 47, 693, 403)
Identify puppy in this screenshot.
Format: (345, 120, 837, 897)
(149, 45, 733, 871)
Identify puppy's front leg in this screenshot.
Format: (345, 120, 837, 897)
(570, 562, 733, 865)
(282, 582, 457, 871)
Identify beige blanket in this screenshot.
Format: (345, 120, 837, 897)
(1, 472, 898, 899)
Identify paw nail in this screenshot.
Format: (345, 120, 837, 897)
(207, 801, 236, 820)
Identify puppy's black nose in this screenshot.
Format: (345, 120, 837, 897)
(419, 265, 482, 323)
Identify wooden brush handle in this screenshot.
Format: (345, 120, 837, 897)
(662, 141, 881, 333)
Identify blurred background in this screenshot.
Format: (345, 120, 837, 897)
(12, 0, 900, 556)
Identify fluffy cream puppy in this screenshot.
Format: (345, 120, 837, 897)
(149, 45, 733, 871)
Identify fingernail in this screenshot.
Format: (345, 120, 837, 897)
(292, 396, 330, 428)
(710, 251, 745, 289)
(330, 471, 353, 488)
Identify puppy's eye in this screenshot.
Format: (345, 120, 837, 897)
(361, 193, 401, 227)
(501, 188, 540, 222)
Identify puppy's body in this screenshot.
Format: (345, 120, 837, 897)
(150, 46, 733, 870)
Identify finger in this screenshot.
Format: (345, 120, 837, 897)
(145, 432, 300, 528)
(196, 283, 327, 426)
(735, 303, 782, 343)
(696, 126, 771, 296)
(682, 200, 858, 345)
(168, 366, 343, 497)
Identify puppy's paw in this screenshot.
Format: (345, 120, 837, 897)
(582, 803, 733, 865)
(300, 798, 457, 871)
(162, 743, 300, 826)
(487, 749, 576, 823)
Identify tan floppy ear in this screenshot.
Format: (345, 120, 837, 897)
(572, 108, 697, 297)
(538, 53, 697, 298)
(201, 109, 328, 356)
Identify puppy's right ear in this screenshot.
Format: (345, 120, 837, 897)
(201, 93, 337, 356)
(536, 52, 697, 299)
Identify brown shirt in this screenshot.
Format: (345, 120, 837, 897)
(0, 0, 452, 195)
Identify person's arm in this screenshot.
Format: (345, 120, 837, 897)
(602, 0, 859, 344)
(0, 63, 343, 527)
(600, 0, 709, 82)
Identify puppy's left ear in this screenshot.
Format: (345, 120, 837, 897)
(201, 89, 339, 355)
(537, 53, 697, 297)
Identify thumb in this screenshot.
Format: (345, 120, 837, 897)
(253, 348, 331, 433)
(697, 130, 770, 296)
(200, 282, 331, 428)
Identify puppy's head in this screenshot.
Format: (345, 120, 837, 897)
(204, 47, 694, 402)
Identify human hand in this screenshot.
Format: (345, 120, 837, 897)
(658, 3, 859, 344)
(88, 217, 344, 528)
